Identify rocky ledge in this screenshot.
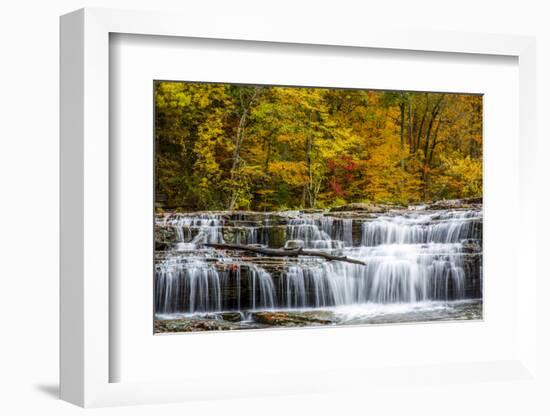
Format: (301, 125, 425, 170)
(154, 310, 339, 333)
(329, 197, 482, 214)
(154, 317, 256, 332)
(251, 310, 336, 327)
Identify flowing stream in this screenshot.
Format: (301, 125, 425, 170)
(155, 205, 482, 330)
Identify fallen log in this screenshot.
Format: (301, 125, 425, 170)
(203, 243, 366, 266)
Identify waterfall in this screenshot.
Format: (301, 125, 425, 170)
(155, 255, 276, 313)
(287, 216, 353, 248)
(155, 208, 481, 315)
(287, 217, 332, 247)
(155, 256, 223, 313)
(235, 227, 258, 245)
(281, 263, 363, 308)
(321, 217, 353, 247)
(357, 243, 467, 302)
(249, 265, 275, 310)
(162, 213, 225, 247)
(361, 210, 481, 246)
(279, 243, 467, 307)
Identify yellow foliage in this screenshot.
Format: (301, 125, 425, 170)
(155, 81, 483, 210)
(268, 161, 309, 186)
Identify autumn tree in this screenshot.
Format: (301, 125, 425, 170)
(155, 81, 482, 211)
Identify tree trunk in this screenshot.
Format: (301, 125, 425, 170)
(399, 101, 405, 169)
(204, 243, 367, 266)
(415, 95, 429, 153)
(428, 119, 443, 166)
(228, 111, 247, 210)
(408, 97, 414, 153)
(421, 95, 445, 199)
(228, 88, 261, 210)
(304, 132, 313, 208)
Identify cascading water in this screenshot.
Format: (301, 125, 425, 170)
(155, 208, 482, 321)
(278, 242, 469, 307)
(155, 255, 277, 313)
(155, 256, 222, 313)
(287, 217, 332, 248)
(162, 213, 225, 246)
(361, 211, 481, 246)
(286, 216, 354, 249)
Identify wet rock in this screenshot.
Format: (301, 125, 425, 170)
(329, 203, 401, 213)
(427, 198, 482, 210)
(251, 310, 336, 327)
(462, 239, 482, 253)
(218, 312, 243, 322)
(154, 317, 242, 333)
(301, 208, 325, 214)
(265, 225, 287, 248)
(222, 227, 246, 244)
(462, 253, 482, 299)
(154, 226, 178, 250)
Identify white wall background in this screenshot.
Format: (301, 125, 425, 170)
(0, 0, 548, 415)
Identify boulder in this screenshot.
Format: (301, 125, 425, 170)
(218, 312, 243, 322)
(251, 310, 336, 327)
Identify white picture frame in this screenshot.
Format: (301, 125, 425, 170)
(60, 7, 538, 408)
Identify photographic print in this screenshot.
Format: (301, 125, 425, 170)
(154, 81, 482, 333)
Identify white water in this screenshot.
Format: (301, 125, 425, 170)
(327, 299, 480, 324)
(280, 243, 467, 308)
(163, 214, 225, 247)
(155, 256, 277, 313)
(361, 210, 481, 246)
(155, 209, 481, 314)
(287, 217, 353, 248)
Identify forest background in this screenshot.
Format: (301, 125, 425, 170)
(155, 81, 482, 211)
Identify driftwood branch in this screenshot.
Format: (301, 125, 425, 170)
(203, 243, 366, 266)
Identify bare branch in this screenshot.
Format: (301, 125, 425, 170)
(203, 243, 367, 266)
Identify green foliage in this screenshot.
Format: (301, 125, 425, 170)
(155, 81, 482, 210)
